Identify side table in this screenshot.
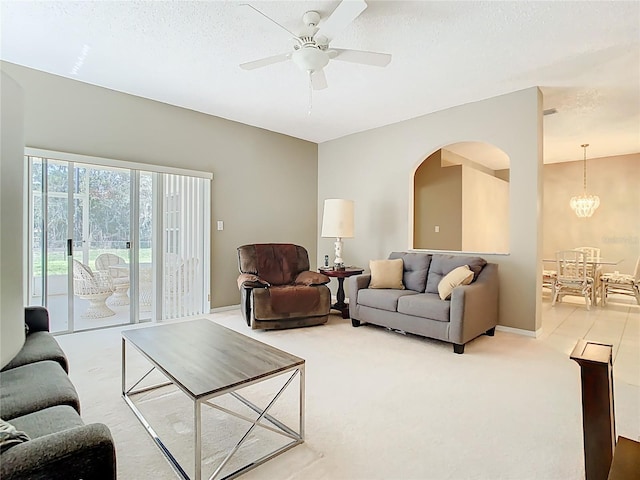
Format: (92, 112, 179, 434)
(319, 267, 364, 319)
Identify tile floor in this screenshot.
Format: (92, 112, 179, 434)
(539, 292, 640, 387)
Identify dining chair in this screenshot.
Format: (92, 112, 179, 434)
(574, 246, 602, 306)
(552, 250, 594, 310)
(542, 269, 557, 299)
(95, 253, 130, 306)
(600, 257, 640, 306)
(574, 246, 601, 261)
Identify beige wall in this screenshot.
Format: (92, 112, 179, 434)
(543, 153, 640, 274)
(1, 71, 26, 367)
(462, 166, 509, 253)
(414, 150, 462, 250)
(1, 62, 319, 309)
(415, 148, 509, 254)
(319, 87, 543, 333)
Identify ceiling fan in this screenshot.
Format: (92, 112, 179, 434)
(239, 0, 392, 91)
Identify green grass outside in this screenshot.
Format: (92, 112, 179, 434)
(33, 248, 153, 276)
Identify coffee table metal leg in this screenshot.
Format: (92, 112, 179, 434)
(300, 364, 305, 440)
(210, 369, 300, 479)
(195, 401, 202, 480)
(122, 338, 189, 480)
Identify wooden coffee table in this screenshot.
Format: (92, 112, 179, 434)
(122, 319, 305, 480)
(319, 267, 364, 318)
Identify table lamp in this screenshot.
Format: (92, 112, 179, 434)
(321, 199, 354, 269)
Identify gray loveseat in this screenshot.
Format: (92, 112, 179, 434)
(348, 252, 499, 354)
(0, 306, 115, 480)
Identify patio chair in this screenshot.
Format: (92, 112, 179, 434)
(164, 257, 199, 316)
(72, 260, 115, 318)
(95, 253, 130, 306)
(600, 257, 640, 306)
(552, 250, 594, 310)
(139, 264, 153, 311)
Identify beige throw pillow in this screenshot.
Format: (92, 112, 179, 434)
(369, 259, 405, 289)
(438, 265, 473, 300)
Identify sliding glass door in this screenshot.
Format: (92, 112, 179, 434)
(71, 163, 133, 330)
(30, 158, 134, 332)
(27, 151, 211, 334)
(30, 159, 71, 332)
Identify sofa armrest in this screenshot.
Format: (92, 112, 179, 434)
(237, 273, 270, 290)
(349, 274, 371, 292)
(449, 263, 499, 345)
(295, 271, 330, 286)
(0, 423, 116, 480)
(24, 306, 50, 333)
(347, 274, 371, 319)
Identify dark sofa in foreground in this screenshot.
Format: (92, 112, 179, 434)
(0, 306, 115, 480)
(349, 252, 499, 354)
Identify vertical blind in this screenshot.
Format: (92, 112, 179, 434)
(162, 173, 210, 320)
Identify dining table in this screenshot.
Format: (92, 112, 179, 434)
(542, 258, 624, 307)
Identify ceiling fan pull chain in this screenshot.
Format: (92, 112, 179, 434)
(308, 71, 313, 116)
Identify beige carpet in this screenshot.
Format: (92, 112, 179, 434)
(56, 310, 640, 480)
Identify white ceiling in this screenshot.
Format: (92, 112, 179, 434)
(2, 1, 639, 166)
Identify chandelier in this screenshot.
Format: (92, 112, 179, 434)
(570, 143, 600, 218)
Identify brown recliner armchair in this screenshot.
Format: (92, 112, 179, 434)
(237, 243, 332, 329)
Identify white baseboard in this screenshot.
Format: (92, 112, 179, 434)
(210, 304, 240, 313)
(496, 325, 541, 338)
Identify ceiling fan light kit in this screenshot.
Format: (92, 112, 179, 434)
(292, 46, 330, 73)
(240, 0, 392, 94)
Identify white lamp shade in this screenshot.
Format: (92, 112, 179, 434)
(321, 199, 354, 238)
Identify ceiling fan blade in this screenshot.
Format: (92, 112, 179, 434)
(330, 48, 392, 67)
(311, 70, 328, 90)
(240, 53, 291, 70)
(318, 0, 368, 43)
(240, 4, 300, 42)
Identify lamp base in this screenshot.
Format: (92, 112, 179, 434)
(332, 238, 344, 269)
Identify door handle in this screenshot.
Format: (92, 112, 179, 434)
(126, 241, 131, 249)
(67, 239, 73, 256)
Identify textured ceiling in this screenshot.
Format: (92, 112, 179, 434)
(2, 0, 639, 166)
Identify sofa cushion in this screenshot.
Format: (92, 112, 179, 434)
(438, 265, 474, 300)
(369, 259, 405, 289)
(426, 254, 487, 294)
(0, 418, 30, 452)
(8, 406, 84, 441)
(397, 293, 451, 322)
(0, 361, 80, 420)
(252, 285, 330, 320)
(388, 252, 431, 292)
(357, 288, 417, 312)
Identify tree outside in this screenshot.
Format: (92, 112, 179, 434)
(32, 160, 153, 276)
